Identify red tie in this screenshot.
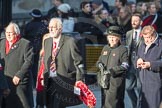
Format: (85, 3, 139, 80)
(50, 42, 57, 72)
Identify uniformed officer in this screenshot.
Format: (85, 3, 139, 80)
(97, 26, 129, 108)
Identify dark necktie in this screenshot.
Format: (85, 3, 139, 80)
(134, 31, 137, 42)
(133, 31, 137, 45)
(132, 31, 137, 61)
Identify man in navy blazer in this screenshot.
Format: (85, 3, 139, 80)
(136, 25, 162, 108)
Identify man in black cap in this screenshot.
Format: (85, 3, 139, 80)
(96, 26, 129, 108)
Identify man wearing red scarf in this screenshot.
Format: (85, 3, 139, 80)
(0, 22, 34, 108)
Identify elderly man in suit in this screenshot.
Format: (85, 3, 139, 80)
(124, 13, 143, 108)
(43, 18, 85, 108)
(0, 22, 34, 108)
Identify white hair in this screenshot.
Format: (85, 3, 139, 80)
(49, 18, 63, 27)
(8, 22, 20, 35)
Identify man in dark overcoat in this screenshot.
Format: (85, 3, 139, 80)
(136, 25, 162, 108)
(0, 22, 34, 108)
(43, 18, 85, 108)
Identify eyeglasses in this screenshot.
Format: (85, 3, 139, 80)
(47, 26, 57, 29)
(5, 32, 15, 35)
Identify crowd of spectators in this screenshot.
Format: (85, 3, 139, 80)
(1, 0, 162, 108)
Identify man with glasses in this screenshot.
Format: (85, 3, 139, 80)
(0, 22, 34, 108)
(43, 18, 85, 108)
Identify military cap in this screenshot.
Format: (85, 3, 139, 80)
(106, 26, 122, 37)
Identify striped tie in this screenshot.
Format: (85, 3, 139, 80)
(50, 42, 57, 72)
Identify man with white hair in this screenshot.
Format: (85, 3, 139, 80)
(0, 22, 34, 108)
(43, 18, 85, 108)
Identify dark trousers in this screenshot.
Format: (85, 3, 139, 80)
(124, 70, 141, 108)
(46, 78, 66, 108)
(0, 96, 2, 108)
(0, 97, 6, 108)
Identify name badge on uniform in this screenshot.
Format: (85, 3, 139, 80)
(103, 51, 108, 55)
(74, 86, 80, 95)
(49, 71, 57, 77)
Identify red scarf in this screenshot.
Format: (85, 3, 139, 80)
(142, 15, 157, 31)
(5, 35, 20, 54)
(36, 55, 45, 92)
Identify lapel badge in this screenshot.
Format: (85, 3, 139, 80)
(113, 53, 116, 56)
(11, 45, 17, 49)
(103, 51, 107, 55)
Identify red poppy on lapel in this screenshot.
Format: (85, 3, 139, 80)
(139, 32, 142, 37)
(5, 35, 20, 54)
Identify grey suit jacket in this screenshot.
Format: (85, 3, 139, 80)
(43, 35, 84, 106)
(43, 35, 84, 79)
(126, 29, 143, 57)
(0, 38, 34, 108)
